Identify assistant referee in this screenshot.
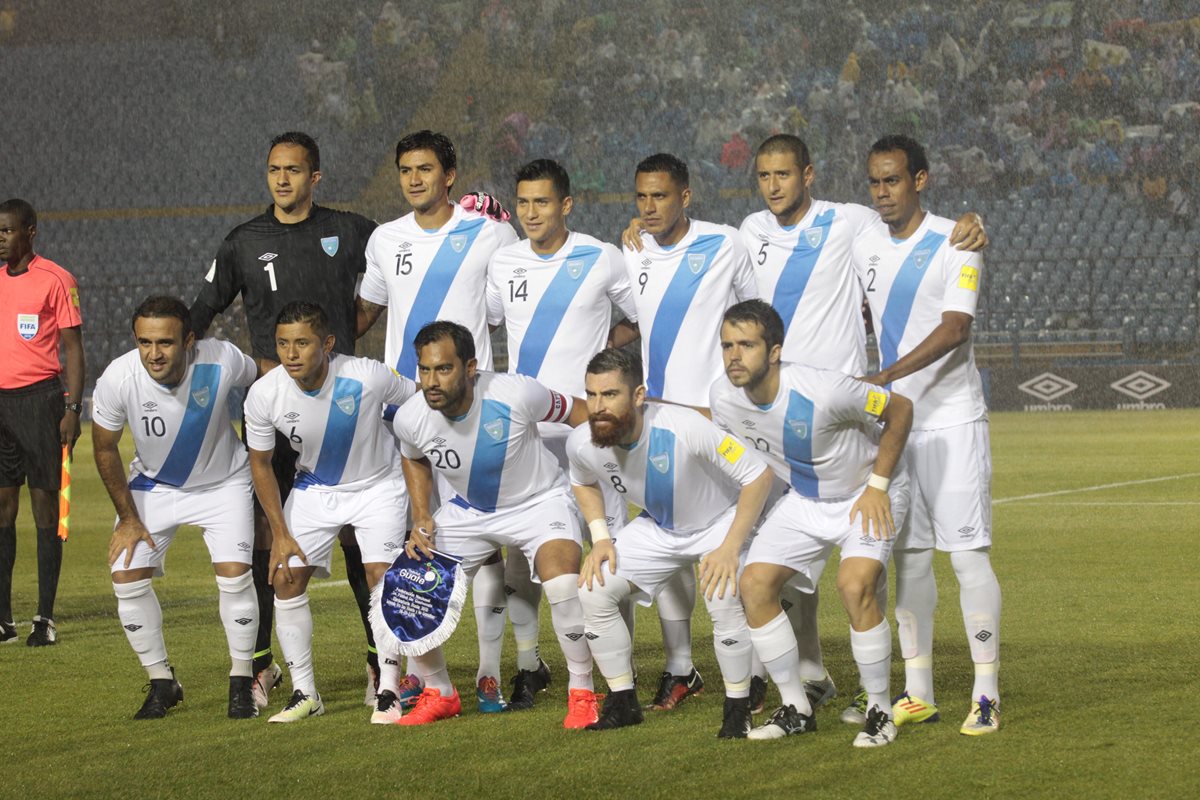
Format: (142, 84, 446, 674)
(0, 198, 84, 647)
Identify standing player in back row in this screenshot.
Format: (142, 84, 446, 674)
(485, 158, 638, 710)
(852, 135, 1001, 736)
(189, 132, 383, 708)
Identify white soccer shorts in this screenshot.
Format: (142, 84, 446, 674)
(284, 475, 408, 578)
(610, 506, 741, 605)
(899, 418, 992, 552)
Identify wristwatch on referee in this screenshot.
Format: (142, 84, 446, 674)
(65, 400, 83, 414)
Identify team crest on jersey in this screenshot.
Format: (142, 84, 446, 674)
(687, 254, 706, 274)
(787, 419, 809, 439)
(650, 454, 670, 473)
(804, 227, 825, 248)
(449, 234, 467, 253)
(259, 252, 277, 261)
(17, 314, 38, 340)
(191, 386, 210, 409)
(484, 420, 505, 441)
(336, 395, 357, 415)
(321, 236, 339, 257)
(566, 259, 584, 279)
(913, 249, 931, 270)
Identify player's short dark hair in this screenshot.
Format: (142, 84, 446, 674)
(132, 296, 192, 335)
(414, 320, 475, 363)
(756, 134, 811, 170)
(269, 131, 320, 172)
(586, 348, 643, 389)
(276, 301, 330, 339)
(635, 153, 689, 188)
(869, 134, 929, 178)
(515, 158, 570, 199)
(395, 130, 457, 172)
(723, 300, 785, 352)
(0, 198, 37, 228)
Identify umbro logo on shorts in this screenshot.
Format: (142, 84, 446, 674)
(549, 521, 566, 530)
(975, 630, 993, 643)
(858, 535, 876, 546)
(504, 585, 516, 596)
(491, 607, 504, 615)
(721, 639, 739, 647)
(958, 526, 976, 537)
(781, 598, 793, 611)
(124, 624, 142, 632)
(238, 542, 251, 552)
(235, 618, 253, 626)
(566, 632, 584, 641)
(585, 632, 598, 640)
(384, 541, 399, 549)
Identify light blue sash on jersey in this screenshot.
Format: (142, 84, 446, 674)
(773, 208, 834, 338)
(878, 230, 947, 388)
(369, 548, 467, 656)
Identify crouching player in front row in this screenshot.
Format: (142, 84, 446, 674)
(244, 301, 418, 723)
(93, 297, 261, 719)
(711, 300, 912, 747)
(569, 347, 775, 738)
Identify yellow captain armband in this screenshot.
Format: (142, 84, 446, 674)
(717, 436, 745, 464)
(864, 389, 889, 417)
(958, 265, 980, 292)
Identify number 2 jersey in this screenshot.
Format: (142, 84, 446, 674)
(566, 402, 768, 534)
(851, 212, 985, 430)
(91, 339, 257, 490)
(244, 354, 417, 491)
(390, 371, 573, 512)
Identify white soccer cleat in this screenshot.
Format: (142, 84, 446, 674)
(252, 662, 283, 709)
(268, 690, 324, 723)
(853, 705, 897, 748)
(370, 690, 403, 724)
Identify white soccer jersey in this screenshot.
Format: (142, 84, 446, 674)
(486, 231, 637, 397)
(92, 339, 256, 490)
(567, 402, 767, 534)
(391, 371, 573, 512)
(623, 219, 758, 406)
(740, 200, 876, 374)
(709, 364, 893, 500)
(359, 204, 519, 379)
(244, 354, 417, 491)
(852, 213, 986, 429)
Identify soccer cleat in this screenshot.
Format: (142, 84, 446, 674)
(268, 690, 324, 723)
(134, 671, 184, 720)
(748, 675, 768, 714)
(563, 688, 602, 729)
(476, 675, 508, 713)
(960, 695, 1000, 736)
(227, 676, 258, 719)
(397, 673, 424, 709)
(364, 662, 380, 707)
(586, 688, 644, 730)
(252, 662, 283, 709)
(853, 705, 897, 748)
(26, 615, 56, 647)
(892, 692, 940, 726)
(647, 668, 704, 711)
(0, 620, 17, 644)
(840, 688, 869, 725)
(370, 690, 404, 724)
(396, 687, 462, 726)
(507, 659, 551, 711)
(717, 696, 753, 739)
(747, 704, 817, 740)
(803, 674, 838, 710)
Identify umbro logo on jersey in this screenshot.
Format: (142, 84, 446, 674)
(804, 228, 825, 248)
(399, 241, 412, 251)
(650, 454, 670, 473)
(335, 395, 356, 415)
(603, 462, 618, 470)
(142, 401, 158, 411)
(235, 617, 253, 626)
(320, 236, 339, 257)
(449, 234, 468, 253)
(566, 259, 584, 279)
(641, 258, 651, 268)
(913, 249, 932, 270)
(191, 386, 210, 408)
(484, 420, 505, 441)
(514, 267, 527, 275)
(124, 624, 142, 632)
(434, 437, 446, 445)
(565, 632, 584, 641)
(258, 252, 277, 261)
(787, 419, 809, 439)
(869, 255, 880, 265)
(687, 254, 706, 273)
(741, 419, 756, 429)
(285, 411, 300, 420)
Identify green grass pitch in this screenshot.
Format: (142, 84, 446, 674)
(2, 411, 1197, 799)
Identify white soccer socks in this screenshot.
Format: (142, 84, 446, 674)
(578, 570, 635, 691)
(543, 574, 593, 691)
(894, 548, 937, 702)
(850, 619, 892, 713)
(706, 591, 752, 699)
(215, 572, 256, 677)
(274, 593, 316, 697)
(656, 568, 696, 676)
(113, 578, 171, 679)
(411, 646, 453, 695)
(951, 549, 1001, 701)
(781, 584, 829, 682)
(504, 549, 543, 672)
(472, 559, 507, 683)
(749, 611, 813, 714)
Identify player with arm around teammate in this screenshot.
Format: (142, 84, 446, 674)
(853, 135, 1001, 736)
(571, 348, 775, 738)
(92, 297, 260, 719)
(711, 300, 912, 746)
(243, 302, 418, 724)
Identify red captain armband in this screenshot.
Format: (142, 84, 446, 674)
(542, 391, 571, 424)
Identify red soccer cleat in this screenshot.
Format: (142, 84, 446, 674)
(396, 687, 462, 726)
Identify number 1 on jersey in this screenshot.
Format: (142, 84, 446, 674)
(263, 261, 277, 292)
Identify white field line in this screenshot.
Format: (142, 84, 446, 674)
(999, 501, 1200, 506)
(994, 472, 1200, 505)
(310, 579, 351, 591)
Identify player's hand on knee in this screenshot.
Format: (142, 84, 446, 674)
(699, 543, 739, 600)
(459, 192, 511, 222)
(269, 533, 308, 586)
(621, 217, 646, 251)
(406, 524, 436, 560)
(850, 487, 894, 541)
(580, 540, 616, 590)
(108, 518, 156, 568)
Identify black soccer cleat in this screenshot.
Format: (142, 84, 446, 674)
(647, 668, 704, 710)
(228, 675, 258, 719)
(749, 675, 768, 714)
(717, 696, 753, 739)
(585, 688, 644, 730)
(747, 704, 818, 740)
(26, 616, 57, 647)
(507, 658, 552, 711)
(135, 671, 184, 720)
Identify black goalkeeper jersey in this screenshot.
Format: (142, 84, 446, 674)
(190, 204, 377, 361)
